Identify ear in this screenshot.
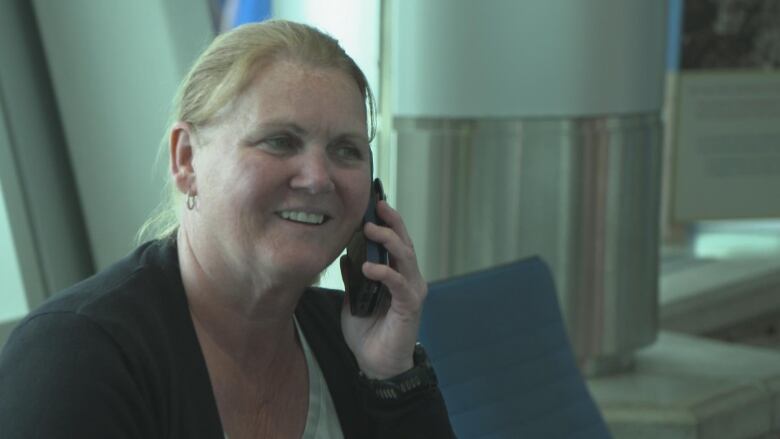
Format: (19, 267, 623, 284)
(170, 121, 197, 195)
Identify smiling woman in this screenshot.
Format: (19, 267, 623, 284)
(0, 20, 454, 439)
(174, 59, 372, 291)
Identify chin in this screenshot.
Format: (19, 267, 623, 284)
(256, 237, 345, 283)
(269, 252, 333, 284)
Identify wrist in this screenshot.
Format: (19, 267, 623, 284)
(358, 343, 438, 401)
(359, 357, 415, 380)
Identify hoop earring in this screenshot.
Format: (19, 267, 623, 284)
(186, 193, 197, 210)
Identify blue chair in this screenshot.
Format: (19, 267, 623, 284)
(420, 257, 612, 439)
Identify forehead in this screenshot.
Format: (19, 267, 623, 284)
(230, 60, 367, 131)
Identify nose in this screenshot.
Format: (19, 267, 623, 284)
(290, 148, 336, 194)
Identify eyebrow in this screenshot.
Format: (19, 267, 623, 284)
(260, 122, 308, 135)
(260, 121, 369, 143)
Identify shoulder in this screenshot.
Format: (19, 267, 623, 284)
(23, 239, 185, 344)
(0, 304, 202, 437)
(2, 238, 190, 392)
(0, 300, 159, 437)
(0, 239, 217, 438)
(34, 239, 180, 317)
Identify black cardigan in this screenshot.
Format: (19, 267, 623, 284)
(0, 239, 454, 438)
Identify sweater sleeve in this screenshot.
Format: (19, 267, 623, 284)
(359, 383, 457, 439)
(0, 312, 157, 439)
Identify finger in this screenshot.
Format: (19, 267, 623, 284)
(362, 262, 423, 312)
(376, 200, 414, 247)
(364, 222, 419, 277)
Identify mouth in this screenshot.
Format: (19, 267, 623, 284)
(277, 210, 331, 226)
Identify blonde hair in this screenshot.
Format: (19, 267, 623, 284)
(137, 20, 376, 242)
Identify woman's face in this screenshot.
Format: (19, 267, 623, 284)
(187, 60, 371, 287)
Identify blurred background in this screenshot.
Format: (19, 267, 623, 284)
(1, 0, 779, 437)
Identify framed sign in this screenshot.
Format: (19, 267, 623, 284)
(671, 0, 780, 221)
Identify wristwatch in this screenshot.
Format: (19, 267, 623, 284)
(359, 343, 439, 401)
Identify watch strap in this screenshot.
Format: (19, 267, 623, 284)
(359, 343, 438, 401)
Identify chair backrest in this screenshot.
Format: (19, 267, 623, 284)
(420, 257, 612, 439)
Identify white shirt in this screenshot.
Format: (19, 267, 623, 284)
(295, 316, 345, 439)
(224, 318, 345, 439)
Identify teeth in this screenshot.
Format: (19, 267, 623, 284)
(279, 211, 325, 225)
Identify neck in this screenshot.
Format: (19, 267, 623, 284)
(177, 229, 305, 370)
(175, 230, 311, 439)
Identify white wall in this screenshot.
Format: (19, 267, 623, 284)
(273, 0, 381, 102)
(32, 0, 214, 269)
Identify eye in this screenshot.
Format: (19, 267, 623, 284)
(260, 134, 300, 154)
(330, 141, 366, 163)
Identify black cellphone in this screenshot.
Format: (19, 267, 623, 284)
(345, 178, 390, 316)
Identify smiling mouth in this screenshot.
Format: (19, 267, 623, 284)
(278, 210, 330, 225)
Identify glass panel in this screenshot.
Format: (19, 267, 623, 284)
(0, 180, 28, 323)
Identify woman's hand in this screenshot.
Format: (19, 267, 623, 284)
(340, 200, 427, 379)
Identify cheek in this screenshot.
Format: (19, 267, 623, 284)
(349, 184, 371, 222)
(335, 174, 367, 223)
(201, 158, 264, 218)
(337, 166, 371, 209)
